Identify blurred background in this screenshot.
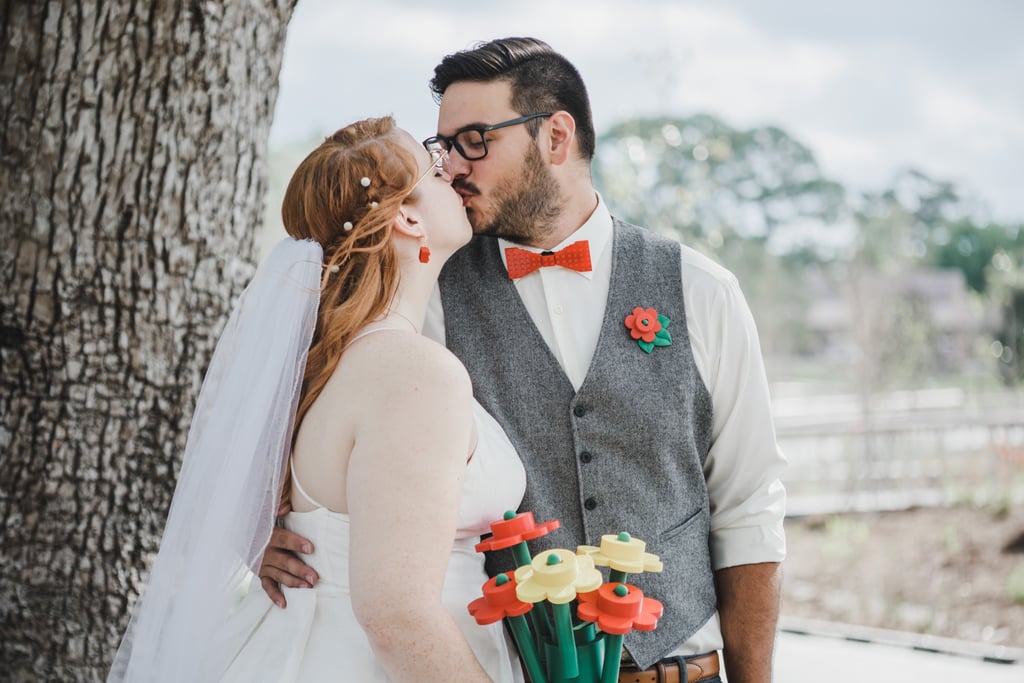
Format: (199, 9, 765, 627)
(263, 0, 1024, 664)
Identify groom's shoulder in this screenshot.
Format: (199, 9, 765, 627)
(611, 216, 682, 253)
(610, 217, 739, 289)
(440, 236, 501, 285)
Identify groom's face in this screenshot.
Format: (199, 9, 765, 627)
(435, 80, 559, 244)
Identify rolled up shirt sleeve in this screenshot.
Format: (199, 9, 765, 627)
(679, 245, 787, 570)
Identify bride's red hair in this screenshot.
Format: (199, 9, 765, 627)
(278, 117, 418, 505)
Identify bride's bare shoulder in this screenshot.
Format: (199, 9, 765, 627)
(343, 330, 471, 398)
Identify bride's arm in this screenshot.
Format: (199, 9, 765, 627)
(346, 337, 492, 683)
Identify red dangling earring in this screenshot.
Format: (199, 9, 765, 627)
(418, 238, 430, 264)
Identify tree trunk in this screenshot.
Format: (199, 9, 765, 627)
(0, 1, 297, 679)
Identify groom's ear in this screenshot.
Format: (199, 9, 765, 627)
(546, 111, 576, 166)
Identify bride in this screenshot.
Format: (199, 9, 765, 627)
(109, 117, 525, 682)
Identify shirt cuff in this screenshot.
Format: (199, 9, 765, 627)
(710, 520, 787, 570)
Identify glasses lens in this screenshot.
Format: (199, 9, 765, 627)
(454, 129, 487, 160)
(415, 144, 452, 185)
(423, 136, 449, 155)
(436, 149, 452, 182)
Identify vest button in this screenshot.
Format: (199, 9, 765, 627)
(584, 497, 598, 510)
(573, 405, 587, 417)
(580, 451, 593, 463)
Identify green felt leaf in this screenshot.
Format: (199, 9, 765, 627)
(638, 339, 655, 353)
(654, 329, 673, 346)
(658, 313, 671, 328)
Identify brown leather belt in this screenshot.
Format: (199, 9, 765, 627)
(617, 652, 719, 683)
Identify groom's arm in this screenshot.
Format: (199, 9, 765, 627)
(716, 561, 782, 683)
(258, 506, 318, 608)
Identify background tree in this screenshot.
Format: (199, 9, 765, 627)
(928, 219, 1024, 295)
(989, 257, 1024, 386)
(853, 168, 1024, 384)
(0, 1, 297, 680)
(592, 114, 847, 251)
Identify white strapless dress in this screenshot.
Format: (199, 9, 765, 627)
(217, 400, 527, 682)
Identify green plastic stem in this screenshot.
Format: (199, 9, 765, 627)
(551, 602, 579, 679)
(507, 614, 548, 683)
(600, 633, 625, 683)
(512, 541, 533, 568)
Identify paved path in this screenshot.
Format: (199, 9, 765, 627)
(772, 628, 1024, 682)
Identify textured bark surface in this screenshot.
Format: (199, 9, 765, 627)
(0, 1, 297, 679)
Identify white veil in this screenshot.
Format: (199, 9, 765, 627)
(108, 237, 323, 682)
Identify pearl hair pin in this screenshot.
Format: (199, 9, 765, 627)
(360, 177, 371, 187)
(343, 221, 353, 231)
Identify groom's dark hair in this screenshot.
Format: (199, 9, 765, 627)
(429, 37, 595, 161)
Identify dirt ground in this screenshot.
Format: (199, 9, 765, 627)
(781, 503, 1024, 647)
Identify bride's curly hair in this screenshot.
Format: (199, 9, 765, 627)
(278, 116, 418, 505)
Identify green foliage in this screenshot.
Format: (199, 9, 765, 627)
(1007, 564, 1024, 605)
(994, 286, 1024, 385)
(928, 221, 1024, 294)
(943, 524, 961, 555)
(819, 515, 870, 561)
(592, 114, 846, 249)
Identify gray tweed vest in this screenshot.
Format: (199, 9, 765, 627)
(439, 219, 716, 668)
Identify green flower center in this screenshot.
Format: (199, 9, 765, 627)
(617, 532, 631, 542)
(614, 584, 629, 597)
(546, 554, 562, 566)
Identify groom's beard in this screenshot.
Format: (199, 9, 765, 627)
(465, 144, 562, 246)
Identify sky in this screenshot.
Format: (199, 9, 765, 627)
(269, 0, 1024, 224)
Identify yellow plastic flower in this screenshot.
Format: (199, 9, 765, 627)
(514, 549, 603, 605)
(577, 532, 663, 574)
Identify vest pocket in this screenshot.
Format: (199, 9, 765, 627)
(657, 507, 704, 543)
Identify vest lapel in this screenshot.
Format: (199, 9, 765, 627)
(478, 238, 577, 395)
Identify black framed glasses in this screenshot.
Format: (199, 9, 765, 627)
(423, 112, 553, 161)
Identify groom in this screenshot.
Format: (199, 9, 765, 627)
(261, 38, 786, 683)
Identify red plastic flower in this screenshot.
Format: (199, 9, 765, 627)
(624, 307, 662, 342)
(475, 510, 560, 553)
(624, 306, 672, 353)
(467, 572, 534, 625)
(576, 582, 664, 635)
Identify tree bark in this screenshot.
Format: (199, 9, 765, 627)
(0, 1, 297, 679)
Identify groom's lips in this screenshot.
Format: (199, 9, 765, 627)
(455, 187, 476, 207)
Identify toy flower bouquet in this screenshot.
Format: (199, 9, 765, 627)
(468, 511, 664, 683)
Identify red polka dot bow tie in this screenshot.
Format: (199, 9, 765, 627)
(504, 240, 592, 280)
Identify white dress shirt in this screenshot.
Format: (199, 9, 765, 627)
(425, 194, 787, 656)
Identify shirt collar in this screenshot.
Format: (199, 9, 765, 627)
(497, 192, 612, 281)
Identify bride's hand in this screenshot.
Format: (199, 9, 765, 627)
(258, 502, 318, 608)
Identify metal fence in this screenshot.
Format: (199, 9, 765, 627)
(774, 391, 1024, 516)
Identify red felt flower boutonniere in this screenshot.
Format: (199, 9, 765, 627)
(624, 306, 672, 353)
